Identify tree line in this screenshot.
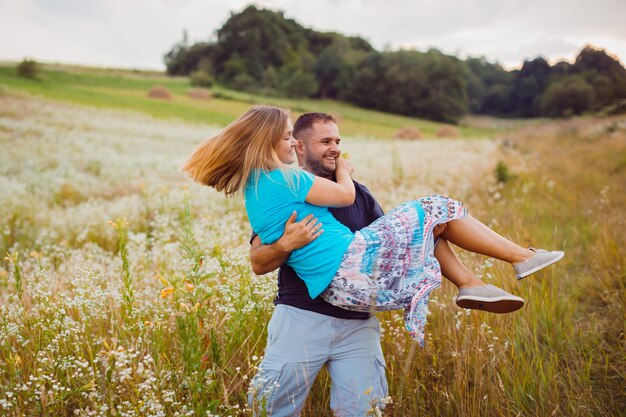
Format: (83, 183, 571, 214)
(164, 5, 626, 123)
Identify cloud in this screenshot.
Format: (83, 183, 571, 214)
(495, 37, 583, 66)
(0, 0, 624, 69)
(0, 0, 235, 68)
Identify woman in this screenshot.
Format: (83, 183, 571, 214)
(182, 105, 564, 346)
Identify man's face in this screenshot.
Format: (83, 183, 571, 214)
(296, 121, 341, 179)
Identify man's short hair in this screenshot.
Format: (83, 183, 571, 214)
(293, 112, 337, 141)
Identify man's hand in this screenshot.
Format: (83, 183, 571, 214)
(250, 211, 323, 275)
(276, 211, 323, 252)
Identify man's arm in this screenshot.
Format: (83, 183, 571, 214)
(249, 211, 323, 275)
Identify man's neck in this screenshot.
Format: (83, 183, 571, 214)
(303, 166, 335, 182)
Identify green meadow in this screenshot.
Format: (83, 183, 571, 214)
(0, 63, 495, 139)
(0, 64, 624, 416)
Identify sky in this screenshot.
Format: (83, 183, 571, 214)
(1, 0, 625, 71)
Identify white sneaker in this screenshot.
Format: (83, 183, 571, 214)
(514, 248, 565, 280)
(456, 284, 524, 313)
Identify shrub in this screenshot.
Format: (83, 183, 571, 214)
(147, 85, 173, 100)
(540, 76, 596, 117)
(495, 161, 512, 183)
(281, 70, 318, 98)
(188, 88, 212, 100)
(17, 59, 39, 79)
(394, 126, 422, 140)
(435, 125, 461, 138)
(228, 73, 255, 92)
(189, 70, 214, 88)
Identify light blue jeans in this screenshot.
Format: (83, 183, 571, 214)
(248, 305, 388, 417)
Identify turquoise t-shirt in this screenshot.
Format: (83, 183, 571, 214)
(244, 168, 355, 298)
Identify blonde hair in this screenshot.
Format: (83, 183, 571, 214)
(182, 105, 290, 196)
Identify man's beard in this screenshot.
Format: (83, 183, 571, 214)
(305, 155, 335, 179)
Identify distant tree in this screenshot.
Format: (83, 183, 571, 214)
(575, 46, 625, 75)
(261, 66, 279, 93)
(281, 70, 319, 97)
(164, 41, 215, 76)
(313, 36, 370, 98)
(344, 49, 467, 123)
(465, 47, 626, 118)
(551, 61, 573, 77)
(161, 6, 626, 123)
(464, 57, 513, 114)
(306, 30, 337, 55)
(572, 46, 626, 108)
(163, 6, 376, 99)
(212, 5, 310, 86)
(465, 69, 486, 113)
(278, 52, 318, 97)
(229, 73, 256, 91)
(482, 84, 514, 115)
(510, 57, 552, 117)
(220, 53, 249, 84)
(347, 36, 375, 53)
(314, 45, 344, 98)
(418, 49, 468, 122)
(540, 76, 596, 117)
(586, 74, 615, 108)
(189, 70, 214, 88)
(342, 52, 385, 107)
(306, 30, 373, 56)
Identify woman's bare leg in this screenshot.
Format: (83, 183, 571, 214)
(435, 238, 485, 289)
(440, 216, 534, 264)
(436, 237, 524, 313)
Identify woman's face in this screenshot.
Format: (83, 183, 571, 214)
(275, 119, 297, 164)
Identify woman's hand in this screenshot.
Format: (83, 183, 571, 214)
(305, 155, 355, 208)
(336, 157, 354, 176)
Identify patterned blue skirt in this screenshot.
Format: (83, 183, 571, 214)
(321, 195, 467, 346)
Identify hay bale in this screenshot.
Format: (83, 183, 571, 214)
(435, 125, 461, 138)
(147, 85, 173, 100)
(395, 126, 422, 140)
(188, 87, 212, 100)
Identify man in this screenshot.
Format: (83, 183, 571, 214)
(246, 111, 525, 415)
(247, 113, 387, 416)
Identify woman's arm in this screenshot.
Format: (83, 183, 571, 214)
(305, 158, 355, 207)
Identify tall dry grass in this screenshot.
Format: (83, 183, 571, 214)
(291, 117, 626, 417)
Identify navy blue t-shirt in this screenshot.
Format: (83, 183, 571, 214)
(254, 180, 384, 319)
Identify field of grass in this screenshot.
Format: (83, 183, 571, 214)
(0, 62, 496, 139)
(0, 70, 625, 416)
